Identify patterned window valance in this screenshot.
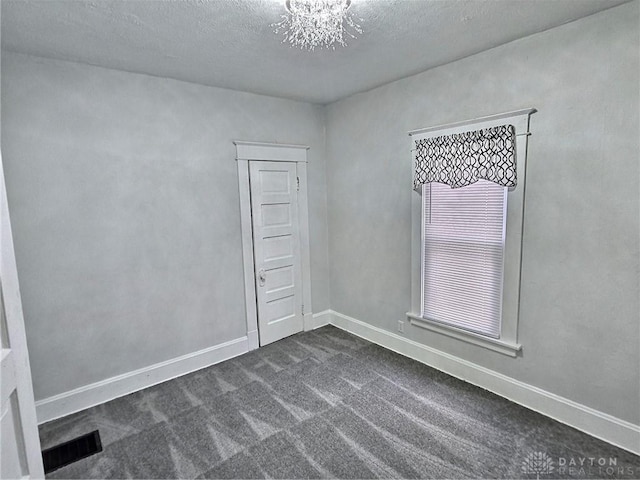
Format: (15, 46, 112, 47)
(414, 124, 516, 190)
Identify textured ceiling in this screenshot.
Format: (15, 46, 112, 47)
(1, 0, 629, 104)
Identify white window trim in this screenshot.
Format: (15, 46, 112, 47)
(407, 108, 535, 357)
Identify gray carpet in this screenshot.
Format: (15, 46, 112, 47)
(39, 326, 640, 479)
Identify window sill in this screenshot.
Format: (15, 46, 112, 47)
(405, 312, 522, 357)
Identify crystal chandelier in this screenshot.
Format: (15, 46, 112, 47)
(273, 0, 362, 51)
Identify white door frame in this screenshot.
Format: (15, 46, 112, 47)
(234, 141, 313, 350)
(1, 150, 45, 478)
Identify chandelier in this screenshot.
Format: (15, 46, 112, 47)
(273, 0, 362, 51)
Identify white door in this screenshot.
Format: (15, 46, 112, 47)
(249, 161, 303, 346)
(1, 152, 44, 479)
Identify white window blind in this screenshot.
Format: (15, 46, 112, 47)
(421, 180, 507, 338)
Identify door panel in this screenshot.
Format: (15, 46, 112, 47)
(262, 236, 293, 261)
(250, 161, 303, 346)
(259, 170, 290, 193)
(265, 266, 294, 292)
(261, 203, 291, 228)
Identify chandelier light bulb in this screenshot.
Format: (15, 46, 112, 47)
(273, 0, 362, 51)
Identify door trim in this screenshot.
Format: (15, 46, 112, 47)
(233, 141, 313, 350)
(1, 150, 45, 477)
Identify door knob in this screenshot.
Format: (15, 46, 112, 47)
(258, 269, 266, 286)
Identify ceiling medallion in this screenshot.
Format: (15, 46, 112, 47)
(272, 0, 362, 51)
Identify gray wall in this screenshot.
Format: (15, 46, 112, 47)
(325, 2, 639, 424)
(1, 52, 330, 400)
(2, 2, 638, 426)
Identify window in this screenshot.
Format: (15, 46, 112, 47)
(407, 109, 535, 357)
(422, 180, 507, 338)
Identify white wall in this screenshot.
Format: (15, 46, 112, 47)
(325, 2, 639, 425)
(0, 52, 330, 401)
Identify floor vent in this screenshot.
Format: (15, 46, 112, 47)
(42, 430, 102, 474)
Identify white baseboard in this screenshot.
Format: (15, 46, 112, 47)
(36, 336, 249, 425)
(36, 312, 331, 425)
(35, 311, 640, 455)
(310, 309, 332, 330)
(328, 310, 640, 455)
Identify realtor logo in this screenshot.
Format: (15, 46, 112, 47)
(522, 452, 555, 479)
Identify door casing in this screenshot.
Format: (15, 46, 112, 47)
(234, 141, 313, 350)
(1, 150, 44, 479)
